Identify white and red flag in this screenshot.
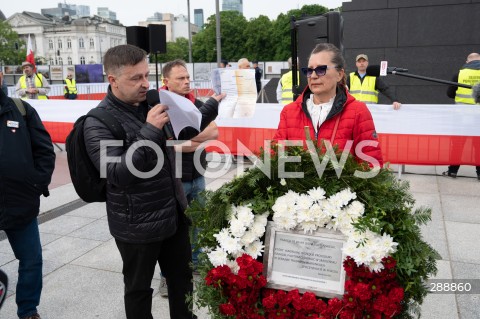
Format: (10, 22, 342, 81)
(26, 34, 36, 71)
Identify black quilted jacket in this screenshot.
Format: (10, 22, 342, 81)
(83, 87, 217, 243)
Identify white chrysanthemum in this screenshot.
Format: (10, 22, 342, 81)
(273, 214, 296, 230)
(226, 259, 240, 274)
(323, 200, 341, 218)
(283, 190, 300, 209)
(255, 212, 269, 227)
(342, 241, 357, 257)
(280, 178, 287, 186)
(207, 248, 228, 267)
(345, 201, 365, 218)
(245, 240, 264, 258)
(377, 233, 398, 255)
(337, 188, 357, 205)
(296, 207, 317, 223)
(240, 230, 257, 246)
(307, 187, 326, 202)
(299, 220, 318, 234)
(272, 196, 289, 215)
(236, 206, 255, 227)
(219, 236, 242, 254)
(296, 194, 313, 211)
(250, 220, 267, 238)
(351, 246, 373, 266)
(213, 228, 230, 244)
(368, 260, 385, 273)
(229, 217, 247, 238)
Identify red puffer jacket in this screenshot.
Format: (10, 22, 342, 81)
(273, 85, 383, 166)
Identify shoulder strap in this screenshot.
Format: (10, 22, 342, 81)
(11, 98, 26, 117)
(87, 108, 126, 140)
(330, 116, 341, 143)
(35, 73, 43, 86)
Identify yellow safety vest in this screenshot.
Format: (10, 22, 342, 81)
(349, 72, 378, 103)
(455, 68, 480, 104)
(280, 71, 300, 105)
(64, 78, 78, 94)
(19, 74, 48, 100)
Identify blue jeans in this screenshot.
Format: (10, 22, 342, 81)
(182, 176, 205, 269)
(5, 218, 42, 318)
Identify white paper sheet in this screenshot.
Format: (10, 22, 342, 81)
(217, 69, 258, 118)
(159, 90, 202, 139)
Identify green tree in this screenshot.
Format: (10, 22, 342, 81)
(0, 21, 25, 65)
(271, 5, 329, 61)
(193, 11, 248, 63)
(242, 15, 274, 61)
(191, 4, 330, 63)
(154, 37, 189, 63)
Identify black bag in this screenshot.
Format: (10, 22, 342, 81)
(66, 108, 125, 202)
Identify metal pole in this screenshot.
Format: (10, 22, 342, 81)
(155, 52, 159, 89)
(215, 0, 221, 66)
(187, 0, 193, 63)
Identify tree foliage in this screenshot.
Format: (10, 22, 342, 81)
(0, 21, 25, 65)
(186, 4, 331, 63)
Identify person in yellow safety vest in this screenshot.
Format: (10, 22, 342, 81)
(64, 73, 78, 99)
(444, 52, 480, 180)
(15, 61, 50, 100)
(447, 52, 480, 104)
(276, 57, 300, 105)
(346, 54, 401, 110)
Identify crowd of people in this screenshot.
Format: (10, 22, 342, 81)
(1, 42, 479, 319)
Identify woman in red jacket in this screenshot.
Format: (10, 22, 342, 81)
(273, 43, 383, 167)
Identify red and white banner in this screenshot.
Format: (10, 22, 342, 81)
(25, 100, 480, 165)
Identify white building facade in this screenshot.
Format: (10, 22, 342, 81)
(7, 11, 126, 66)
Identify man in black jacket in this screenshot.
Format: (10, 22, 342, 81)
(83, 45, 218, 319)
(158, 59, 225, 296)
(0, 88, 55, 319)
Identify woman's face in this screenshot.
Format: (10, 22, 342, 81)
(307, 51, 344, 102)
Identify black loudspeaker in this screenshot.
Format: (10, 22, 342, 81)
(293, 11, 344, 94)
(126, 26, 149, 52)
(148, 24, 167, 54)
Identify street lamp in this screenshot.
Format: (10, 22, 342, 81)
(187, 0, 193, 63)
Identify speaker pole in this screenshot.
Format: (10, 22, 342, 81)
(155, 52, 159, 90)
(290, 16, 299, 100)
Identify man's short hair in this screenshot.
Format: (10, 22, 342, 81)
(162, 59, 187, 78)
(103, 44, 147, 75)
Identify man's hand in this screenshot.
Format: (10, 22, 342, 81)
(212, 92, 226, 102)
(392, 101, 401, 110)
(27, 88, 39, 94)
(146, 104, 170, 130)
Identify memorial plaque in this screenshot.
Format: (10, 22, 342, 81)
(263, 222, 347, 298)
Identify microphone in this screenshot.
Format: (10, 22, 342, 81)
(146, 89, 175, 140)
(473, 83, 480, 104)
(366, 65, 409, 76)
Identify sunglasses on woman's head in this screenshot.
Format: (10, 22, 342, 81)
(301, 65, 337, 78)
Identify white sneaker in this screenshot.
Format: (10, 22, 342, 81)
(159, 276, 168, 298)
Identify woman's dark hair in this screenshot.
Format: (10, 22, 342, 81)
(103, 44, 147, 75)
(310, 43, 345, 69)
(310, 43, 346, 86)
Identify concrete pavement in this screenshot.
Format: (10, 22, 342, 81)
(1, 147, 479, 318)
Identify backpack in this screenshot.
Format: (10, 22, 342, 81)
(66, 108, 126, 202)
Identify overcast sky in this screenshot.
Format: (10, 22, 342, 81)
(3, 0, 349, 26)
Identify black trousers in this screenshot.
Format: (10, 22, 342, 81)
(115, 218, 194, 319)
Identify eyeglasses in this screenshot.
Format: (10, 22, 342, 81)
(301, 65, 338, 78)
